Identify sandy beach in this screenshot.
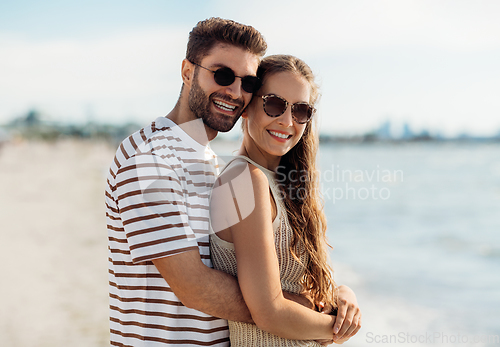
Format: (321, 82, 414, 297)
(0, 139, 115, 346)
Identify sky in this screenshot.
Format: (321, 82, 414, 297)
(1, 0, 500, 136)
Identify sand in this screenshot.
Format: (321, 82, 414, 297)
(0, 139, 115, 346)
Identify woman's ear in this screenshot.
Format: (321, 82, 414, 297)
(181, 59, 194, 88)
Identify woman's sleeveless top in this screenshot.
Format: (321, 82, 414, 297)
(210, 156, 320, 346)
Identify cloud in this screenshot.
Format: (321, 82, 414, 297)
(216, 0, 500, 55)
(0, 27, 187, 122)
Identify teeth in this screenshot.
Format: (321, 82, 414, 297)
(269, 131, 290, 139)
(214, 100, 236, 111)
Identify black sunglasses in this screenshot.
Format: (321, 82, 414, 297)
(190, 61, 262, 94)
(258, 94, 315, 124)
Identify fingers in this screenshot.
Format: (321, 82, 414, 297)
(320, 301, 333, 315)
(332, 297, 348, 335)
(341, 312, 362, 340)
(332, 298, 362, 342)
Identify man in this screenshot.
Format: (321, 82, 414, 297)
(106, 18, 360, 346)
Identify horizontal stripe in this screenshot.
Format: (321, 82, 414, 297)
(130, 234, 195, 251)
(122, 211, 183, 226)
(193, 229, 211, 235)
(119, 200, 186, 214)
(109, 248, 131, 255)
(109, 281, 172, 293)
(183, 158, 214, 165)
(109, 258, 151, 266)
(116, 175, 181, 190)
(110, 341, 132, 347)
(109, 236, 127, 244)
(110, 306, 221, 322)
(146, 134, 179, 145)
(110, 329, 229, 346)
(110, 316, 228, 334)
(105, 190, 116, 202)
(185, 180, 214, 188)
(109, 293, 182, 306)
(109, 269, 163, 279)
(189, 215, 209, 221)
(108, 225, 125, 232)
(106, 212, 121, 221)
(117, 162, 175, 176)
(117, 187, 184, 202)
(106, 202, 119, 214)
(133, 246, 199, 263)
(126, 222, 191, 238)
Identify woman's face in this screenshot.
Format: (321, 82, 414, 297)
(243, 71, 311, 159)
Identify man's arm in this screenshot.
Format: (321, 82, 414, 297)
(152, 249, 315, 323)
(153, 249, 253, 323)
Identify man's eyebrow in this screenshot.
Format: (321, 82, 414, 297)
(207, 63, 227, 69)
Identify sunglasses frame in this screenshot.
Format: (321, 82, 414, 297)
(258, 94, 315, 124)
(190, 61, 262, 94)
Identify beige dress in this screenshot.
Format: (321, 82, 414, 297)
(210, 156, 321, 346)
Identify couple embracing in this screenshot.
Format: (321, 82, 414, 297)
(106, 17, 361, 346)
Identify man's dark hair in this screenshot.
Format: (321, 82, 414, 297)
(186, 17, 267, 64)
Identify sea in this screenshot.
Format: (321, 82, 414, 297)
(212, 141, 500, 346)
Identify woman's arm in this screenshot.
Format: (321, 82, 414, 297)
(213, 163, 335, 340)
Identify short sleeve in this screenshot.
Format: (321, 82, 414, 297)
(115, 153, 198, 263)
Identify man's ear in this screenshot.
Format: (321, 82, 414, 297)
(181, 59, 194, 88)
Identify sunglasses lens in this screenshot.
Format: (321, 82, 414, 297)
(293, 103, 313, 123)
(241, 76, 262, 93)
(264, 96, 287, 117)
(213, 67, 235, 86)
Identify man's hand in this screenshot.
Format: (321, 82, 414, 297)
(331, 285, 362, 344)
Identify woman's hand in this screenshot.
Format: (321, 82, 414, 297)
(331, 285, 362, 343)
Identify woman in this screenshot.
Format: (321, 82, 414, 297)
(209, 55, 361, 345)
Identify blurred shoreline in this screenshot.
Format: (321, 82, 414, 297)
(1, 110, 500, 148)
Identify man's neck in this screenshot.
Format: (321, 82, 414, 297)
(166, 101, 218, 145)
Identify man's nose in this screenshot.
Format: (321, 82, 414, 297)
(223, 78, 243, 100)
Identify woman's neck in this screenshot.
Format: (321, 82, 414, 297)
(238, 140, 281, 172)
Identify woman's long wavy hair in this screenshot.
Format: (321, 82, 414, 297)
(257, 55, 338, 308)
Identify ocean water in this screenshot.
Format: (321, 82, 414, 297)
(319, 142, 500, 345)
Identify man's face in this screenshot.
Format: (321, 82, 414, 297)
(188, 44, 260, 132)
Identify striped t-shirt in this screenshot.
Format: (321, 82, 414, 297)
(105, 116, 229, 346)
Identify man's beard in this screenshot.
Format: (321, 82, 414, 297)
(188, 74, 245, 132)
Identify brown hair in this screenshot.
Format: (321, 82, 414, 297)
(258, 55, 338, 308)
(186, 17, 267, 64)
